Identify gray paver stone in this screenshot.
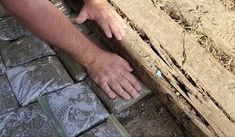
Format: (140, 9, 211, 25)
(0, 55, 6, 74)
(50, 0, 72, 16)
(57, 50, 87, 82)
(0, 5, 9, 17)
(0, 75, 18, 115)
(0, 104, 57, 137)
(0, 17, 30, 41)
(80, 115, 130, 137)
(86, 33, 109, 50)
(45, 82, 109, 137)
(6, 56, 73, 106)
(74, 23, 92, 35)
(86, 78, 152, 113)
(1, 35, 55, 67)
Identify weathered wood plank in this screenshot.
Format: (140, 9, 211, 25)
(108, 0, 235, 136)
(151, 0, 235, 73)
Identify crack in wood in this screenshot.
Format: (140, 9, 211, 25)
(182, 31, 187, 65)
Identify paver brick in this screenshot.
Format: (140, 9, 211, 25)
(6, 56, 73, 106)
(74, 23, 92, 35)
(80, 115, 130, 137)
(0, 17, 30, 41)
(0, 104, 57, 137)
(0, 4, 9, 17)
(1, 35, 55, 67)
(0, 75, 18, 115)
(57, 50, 87, 82)
(87, 78, 152, 113)
(45, 82, 109, 137)
(50, 0, 72, 16)
(0, 55, 6, 74)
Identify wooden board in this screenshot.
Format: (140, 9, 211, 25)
(151, 0, 235, 73)
(67, 0, 235, 136)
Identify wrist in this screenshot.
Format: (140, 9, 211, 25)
(71, 35, 104, 69)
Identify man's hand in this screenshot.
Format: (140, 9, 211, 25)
(85, 50, 142, 100)
(1, 0, 141, 100)
(76, 0, 126, 40)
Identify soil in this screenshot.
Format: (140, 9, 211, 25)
(116, 94, 186, 137)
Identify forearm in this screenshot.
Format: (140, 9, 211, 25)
(0, 0, 101, 66)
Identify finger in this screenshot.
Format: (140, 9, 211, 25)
(122, 72, 142, 92)
(108, 17, 123, 40)
(119, 79, 140, 99)
(97, 19, 112, 38)
(112, 12, 126, 37)
(100, 82, 117, 99)
(113, 16, 126, 38)
(76, 7, 89, 24)
(111, 6, 127, 29)
(118, 23, 126, 37)
(109, 79, 131, 100)
(113, 12, 127, 31)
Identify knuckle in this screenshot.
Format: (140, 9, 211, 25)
(118, 89, 124, 94)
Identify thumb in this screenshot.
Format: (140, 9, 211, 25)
(76, 7, 89, 24)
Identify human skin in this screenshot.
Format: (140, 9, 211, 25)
(0, 0, 141, 100)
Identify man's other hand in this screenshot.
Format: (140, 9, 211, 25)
(86, 50, 142, 100)
(75, 0, 126, 40)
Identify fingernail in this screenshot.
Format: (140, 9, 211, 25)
(134, 93, 140, 99)
(136, 85, 142, 92)
(108, 34, 112, 38)
(116, 34, 122, 40)
(110, 94, 116, 99)
(111, 95, 117, 100)
(125, 95, 131, 100)
(122, 32, 126, 37)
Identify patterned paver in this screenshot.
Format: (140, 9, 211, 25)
(0, 1, 141, 136)
(1, 35, 55, 67)
(0, 75, 18, 115)
(0, 55, 6, 75)
(0, 103, 57, 137)
(56, 50, 87, 82)
(0, 5, 9, 17)
(44, 82, 109, 137)
(6, 56, 73, 106)
(87, 78, 152, 113)
(0, 17, 30, 41)
(50, 0, 72, 16)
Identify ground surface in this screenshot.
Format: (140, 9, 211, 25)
(117, 94, 185, 137)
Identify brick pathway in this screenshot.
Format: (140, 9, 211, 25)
(0, 1, 152, 137)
